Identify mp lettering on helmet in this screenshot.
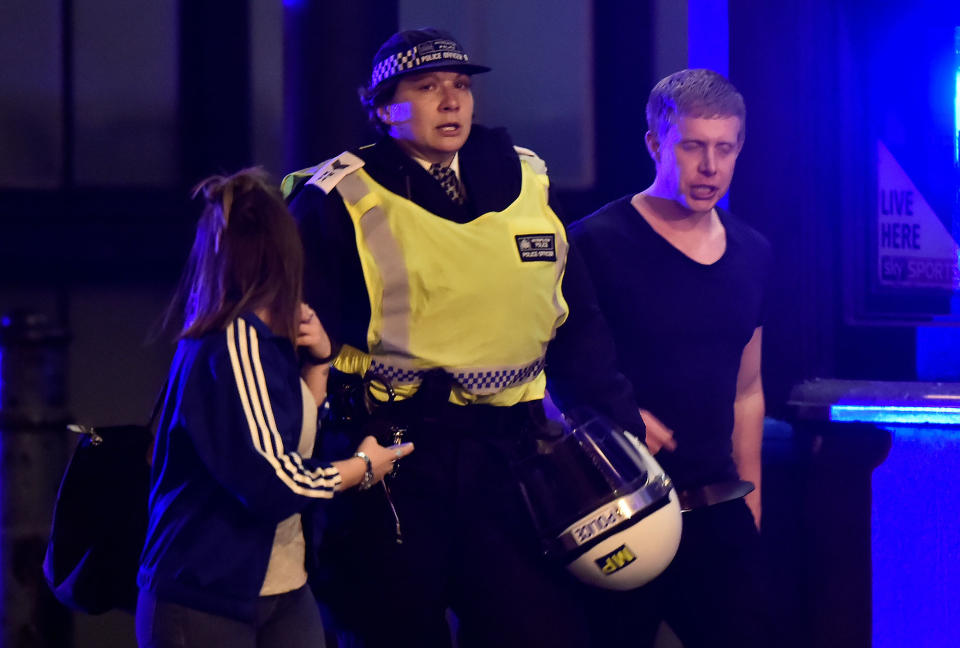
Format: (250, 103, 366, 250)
(595, 544, 637, 575)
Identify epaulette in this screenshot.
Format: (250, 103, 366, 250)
(279, 151, 365, 200)
(514, 145, 548, 176)
(280, 162, 325, 200)
(306, 151, 365, 195)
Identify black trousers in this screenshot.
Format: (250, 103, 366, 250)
(583, 498, 769, 648)
(314, 399, 592, 648)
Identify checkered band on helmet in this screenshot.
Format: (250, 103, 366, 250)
(370, 47, 419, 89)
(368, 36, 481, 92)
(367, 357, 545, 396)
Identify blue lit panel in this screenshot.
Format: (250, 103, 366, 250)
(687, 0, 729, 78)
(830, 404, 960, 425)
(955, 26, 959, 165)
(916, 326, 960, 380)
(872, 426, 960, 647)
(687, 0, 731, 210)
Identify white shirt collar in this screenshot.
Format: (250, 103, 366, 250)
(410, 152, 461, 181)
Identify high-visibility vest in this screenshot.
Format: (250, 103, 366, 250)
(296, 148, 569, 406)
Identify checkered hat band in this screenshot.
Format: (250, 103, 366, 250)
(370, 40, 470, 88)
(368, 358, 545, 396)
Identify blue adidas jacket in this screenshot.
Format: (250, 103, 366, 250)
(138, 313, 341, 621)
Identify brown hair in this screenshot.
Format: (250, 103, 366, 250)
(358, 79, 398, 136)
(166, 168, 304, 344)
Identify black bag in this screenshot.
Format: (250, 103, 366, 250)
(42, 423, 152, 614)
(43, 378, 165, 615)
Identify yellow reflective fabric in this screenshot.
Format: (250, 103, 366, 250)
(336, 160, 568, 406)
(280, 164, 322, 199)
(331, 344, 372, 377)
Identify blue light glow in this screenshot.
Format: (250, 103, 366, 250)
(830, 404, 960, 425)
(916, 326, 960, 379)
(955, 26, 959, 165)
(687, 0, 729, 78)
(881, 423, 960, 441)
(687, 0, 730, 211)
(872, 426, 960, 647)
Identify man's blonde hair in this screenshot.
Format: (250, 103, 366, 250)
(646, 69, 746, 143)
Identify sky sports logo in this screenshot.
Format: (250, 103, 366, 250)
(880, 255, 959, 288)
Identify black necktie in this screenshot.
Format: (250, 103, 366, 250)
(429, 163, 464, 205)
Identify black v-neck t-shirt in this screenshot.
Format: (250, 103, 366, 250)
(566, 195, 772, 489)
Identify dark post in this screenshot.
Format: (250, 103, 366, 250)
(179, 0, 253, 185)
(0, 311, 73, 647)
(592, 2, 656, 201)
(283, 0, 398, 172)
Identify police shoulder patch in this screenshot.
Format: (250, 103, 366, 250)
(514, 145, 548, 175)
(306, 151, 365, 195)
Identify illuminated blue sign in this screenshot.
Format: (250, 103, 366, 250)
(830, 403, 960, 425)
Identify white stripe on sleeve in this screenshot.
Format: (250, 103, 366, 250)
(225, 320, 341, 497)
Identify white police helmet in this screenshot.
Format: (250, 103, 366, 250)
(516, 412, 682, 590)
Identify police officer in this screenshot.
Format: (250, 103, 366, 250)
(285, 28, 644, 648)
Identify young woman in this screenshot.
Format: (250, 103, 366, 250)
(136, 169, 411, 648)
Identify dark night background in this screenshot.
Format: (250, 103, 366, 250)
(1, 1, 958, 646)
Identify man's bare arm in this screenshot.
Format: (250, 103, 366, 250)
(733, 326, 764, 530)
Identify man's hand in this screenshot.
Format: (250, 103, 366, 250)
(640, 409, 677, 454)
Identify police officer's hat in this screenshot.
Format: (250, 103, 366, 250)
(367, 28, 491, 95)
